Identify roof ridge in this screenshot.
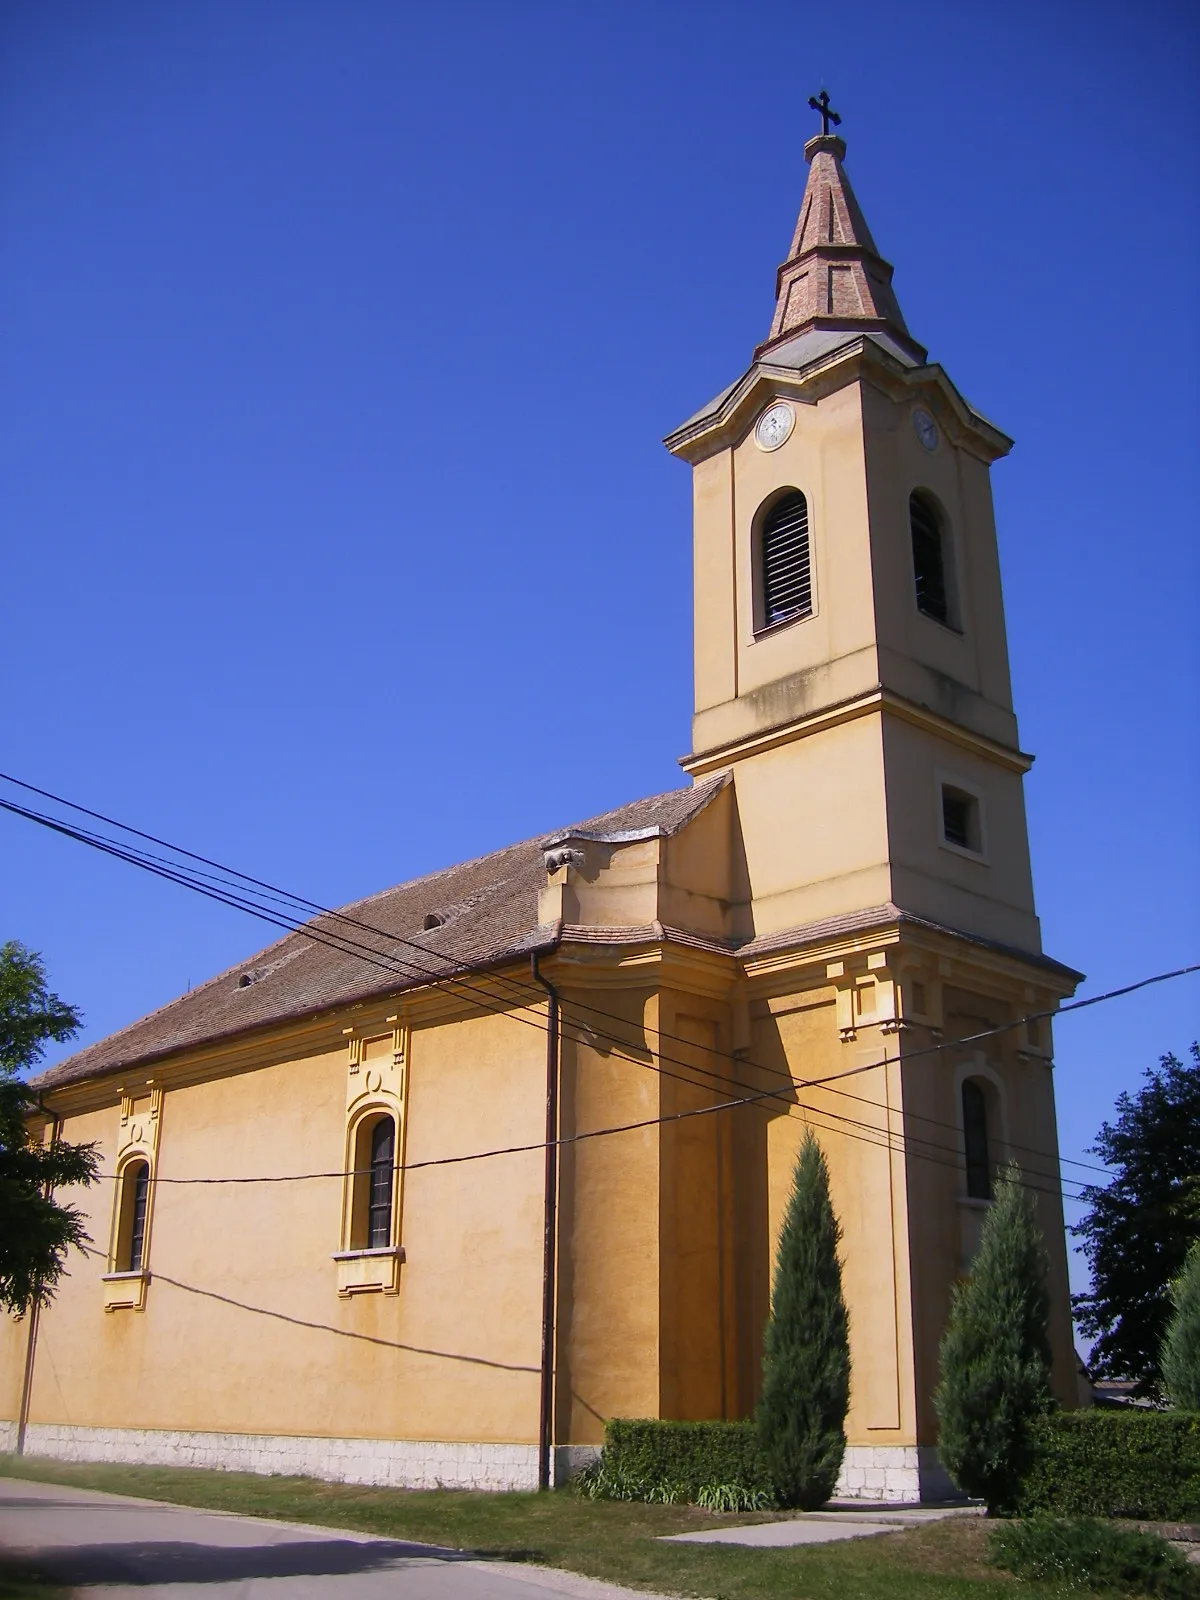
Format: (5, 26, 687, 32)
(33, 778, 726, 1092)
(334, 776, 723, 918)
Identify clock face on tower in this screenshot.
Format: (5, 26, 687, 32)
(754, 401, 795, 452)
(913, 407, 939, 452)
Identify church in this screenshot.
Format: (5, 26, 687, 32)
(3, 108, 1082, 1503)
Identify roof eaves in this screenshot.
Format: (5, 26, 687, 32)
(32, 921, 565, 1096)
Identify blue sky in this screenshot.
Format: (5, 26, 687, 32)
(2, 0, 1197, 1308)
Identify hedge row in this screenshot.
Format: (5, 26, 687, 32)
(603, 1419, 773, 1498)
(1019, 1412, 1200, 1521)
(598, 1410, 1200, 1518)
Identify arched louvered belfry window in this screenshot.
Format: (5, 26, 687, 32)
(117, 1159, 151, 1272)
(367, 1116, 395, 1248)
(910, 491, 951, 625)
(759, 490, 813, 629)
(962, 1080, 991, 1201)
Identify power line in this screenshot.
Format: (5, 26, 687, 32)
(5, 786, 1099, 1198)
(7, 785, 1193, 1200)
(5, 795, 1098, 1199)
(0, 773, 1151, 1181)
(0, 770, 1172, 1184)
(5, 776, 1195, 1203)
(80, 1065, 1088, 1206)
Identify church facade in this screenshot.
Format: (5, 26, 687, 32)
(3, 121, 1081, 1503)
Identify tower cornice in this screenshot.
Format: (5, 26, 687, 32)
(664, 333, 1013, 466)
(679, 686, 1034, 781)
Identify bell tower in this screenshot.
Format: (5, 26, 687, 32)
(663, 105, 1082, 1491)
(666, 116, 1040, 957)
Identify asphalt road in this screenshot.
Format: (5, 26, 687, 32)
(0, 1477, 660, 1599)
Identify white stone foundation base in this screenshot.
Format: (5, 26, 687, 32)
(834, 1444, 957, 1504)
(17, 1423, 541, 1492)
(5, 1424, 953, 1504)
(553, 1443, 600, 1484)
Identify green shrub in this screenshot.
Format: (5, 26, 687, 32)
(591, 1419, 773, 1505)
(1019, 1411, 1200, 1520)
(990, 1516, 1199, 1597)
(1164, 1243, 1200, 1412)
(696, 1482, 774, 1513)
(935, 1163, 1053, 1514)
(572, 1457, 669, 1502)
(757, 1130, 850, 1509)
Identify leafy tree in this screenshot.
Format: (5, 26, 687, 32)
(0, 941, 98, 1312)
(935, 1164, 1053, 1515)
(1073, 1044, 1200, 1396)
(1161, 1241, 1200, 1412)
(756, 1129, 850, 1509)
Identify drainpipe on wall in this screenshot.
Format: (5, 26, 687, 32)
(16, 1108, 62, 1455)
(530, 948, 561, 1492)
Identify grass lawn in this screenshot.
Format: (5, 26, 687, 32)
(0, 1453, 1061, 1598)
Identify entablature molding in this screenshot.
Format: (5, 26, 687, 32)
(681, 687, 1034, 779)
(33, 909, 1078, 1122)
(665, 338, 1012, 468)
(738, 917, 1078, 1060)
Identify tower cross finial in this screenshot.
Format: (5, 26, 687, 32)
(808, 89, 841, 137)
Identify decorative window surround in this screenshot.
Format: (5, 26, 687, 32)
(338, 1018, 409, 1296)
(331, 1245, 405, 1296)
(101, 1269, 150, 1312)
(105, 1085, 164, 1307)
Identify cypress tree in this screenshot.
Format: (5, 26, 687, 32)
(934, 1163, 1053, 1514)
(1162, 1241, 1200, 1411)
(757, 1129, 850, 1509)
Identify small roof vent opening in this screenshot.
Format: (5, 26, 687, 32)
(236, 973, 254, 988)
(423, 912, 446, 930)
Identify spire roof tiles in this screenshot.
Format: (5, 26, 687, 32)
(758, 133, 925, 364)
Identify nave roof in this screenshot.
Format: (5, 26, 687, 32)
(36, 779, 727, 1093)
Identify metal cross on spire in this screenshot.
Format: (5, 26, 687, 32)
(808, 89, 841, 136)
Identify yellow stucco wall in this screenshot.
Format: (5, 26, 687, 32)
(4, 924, 1077, 1466)
(22, 1005, 551, 1447)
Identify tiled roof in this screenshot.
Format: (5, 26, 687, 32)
(758, 131, 923, 362)
(35, 779, 728, 1094)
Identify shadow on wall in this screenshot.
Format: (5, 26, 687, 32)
(553, 936, 795, 1431)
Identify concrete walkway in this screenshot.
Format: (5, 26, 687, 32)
(0, 1478, 665, 1599)
(663, 1503, 978, 1547)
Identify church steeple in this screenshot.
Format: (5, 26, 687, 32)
(665, 101, 1040, 955)
(758, 122, 924, 362)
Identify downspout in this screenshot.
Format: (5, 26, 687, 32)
(530, 947, 560, 1492)
(17, 1107, 62, 1455)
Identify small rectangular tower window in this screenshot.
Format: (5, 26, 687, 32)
(941, 784, 982, 854)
